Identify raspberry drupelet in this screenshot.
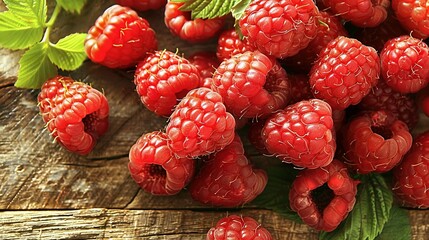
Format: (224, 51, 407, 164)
(207, 215, 272, 240)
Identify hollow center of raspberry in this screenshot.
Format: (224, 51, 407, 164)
(147, 164, 167, 178)
(182, 11, 192, 21)
(311, 183, 335, 214)
(371, 126, 393, 139)
(83, 112, 98, 136)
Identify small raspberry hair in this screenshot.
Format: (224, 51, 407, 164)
(380, 35, 429, 94)
(392, 130, 429, 208)
(212, 50, 290, 118)
(166, 87, 236, 158)
(310, 36, 380, 110)
(134, 50, 201, 116)
(164, 1, 225, 42)
(115, 0, 166, 11)
(262, 99, 336, 169)
(207, 215, 272, 240)
(128, 131, 195, 195)
(392, 0, 429, 39)
(343, 111, 413, 174)
(38, 76, 109, 155)
(238, 0, 319, 58)
(216, 29, 255, 61)
(189, 134, 267, 207)
(85, 5, 157, 69)
(289, 159, 359, 232)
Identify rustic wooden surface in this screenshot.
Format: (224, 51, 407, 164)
(1, 0, 429, 239)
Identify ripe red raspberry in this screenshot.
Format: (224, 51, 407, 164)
(188, 51, 219, 88)
(289, 160, 359, 232)
(38, 76, 109, 155)
(343, 111, 413, 174)
(358, 80, 419, 129)
(114, 0, 166, 11)
(189, 134, 267, 207)
(166, 87, 236, 158)
(216, 29, 255, 61)
(207, 215, 272, 240)
(238, 0, 319, 58)
(321, 0, 389, 27)
(310, 36, 380, 110)
(262, 99, 336, 169)
(164, 1, 225, 42)
(392, 130, 429, 208)
(380, 35, 429, 94)
(128, 131, 195, 195)
(212, 51, 290, 118)
(392, 0, 429, 39)
(288, 74, 313, 104)
(282, 11, 348, 73)
(134, 50, 201, 116)
(85, 5, 157, 69)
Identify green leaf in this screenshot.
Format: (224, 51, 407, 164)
(231, 0, 251, 21)
(15, 42, 57, 89)
(0, 11, 44, 50)
(319, 174, 393, 240)
(3, 0, 47, 25)
(251, 164, 301, 222)
(375, 206, 411, 240)
(176, 0, 237, 19)
(56, 0, 87, 14)
(48, 33, 87, 71)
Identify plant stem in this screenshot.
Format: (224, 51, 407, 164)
(42, 4, 62, 43)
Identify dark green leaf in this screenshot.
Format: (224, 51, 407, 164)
(56, 0, 87, 14)
(15, 42, 57, 89)
(375, 206, 411, 240)
(0, 11, 43, 49)
(48, 33, 87, 70)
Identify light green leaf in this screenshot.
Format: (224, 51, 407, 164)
(48, 33, 87, 71)
(319, 174, 393, 240)
(0, 11, 44, 50)
(15, 42, 57, 89)
(56, 0, 87, 14)
(177, 0, 237, 19)
(3, 0, 47, 25)
(231, 0, 251, 21)
(375, 206, 411, 240)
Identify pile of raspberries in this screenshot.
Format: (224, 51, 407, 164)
(36, 0, 429, 238)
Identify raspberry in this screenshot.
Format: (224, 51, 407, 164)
(289, 160, 359, 232)
(166, 87, 236, 158)
(262, 99, 336, 169)
(85, 5, 157, 69)
(310, 36, 380, 110)
(392, 0, 429, 39)
(282, 11, 348, 73)
(321, 0, 389, 27)
(392, 130, 429, 208)
(128, 131, 195, 195)
(114, 0, 166, 11)
(343, 111, 413, 174)
(238, 0, 319, 58)
(248, 119, 269, 155)
(164, 1, 225, 42)
(134, 50, 201, 116)
(38, 76, 109, 155)
(216, 29, 255, 61)
(188, 51, 219, 88)
(207, 215, 272, 240)
(189, 134, 267, 207)
(357, 80, 419, 129)
(212, 51, 290, 118)
(380, 35, 429, 94)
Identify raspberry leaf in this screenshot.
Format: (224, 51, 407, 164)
(3, 0, 47, 25)
(251, 164, 302, 222)
(375, 205, 411, 240)
(173, 0, 236, 19)
(0, 11, 44, 50)
(319, 174, 393, 240)
(15, 42, 57, 89)
(47, 33, 87, 71)
(231, 0, 251, 21)
(55, 0, 87, 14)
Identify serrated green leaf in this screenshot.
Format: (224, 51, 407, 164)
(178, 0, 237, 19)
(3, 0, 47, 25)
(231, 0, 251, 21)
(48, 33, 87, 71)
(56, 0, 87, 14)
(15, 42, 57, 89)
(319, 174, 393, 240)
(0, 11, 43, 50)
(251, 164, 301, 222)
(375, 205, 411, 240)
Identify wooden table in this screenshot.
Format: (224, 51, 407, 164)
(1, 1, 428, 239)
